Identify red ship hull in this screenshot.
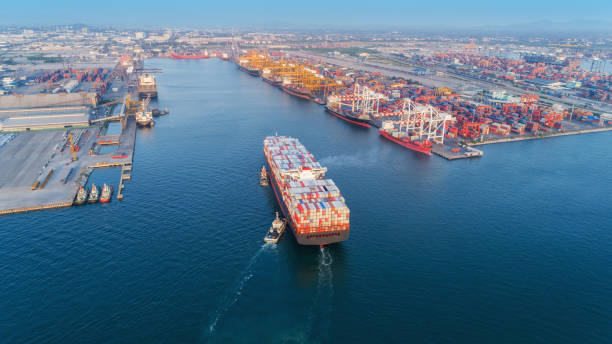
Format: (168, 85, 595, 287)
(100, 186, 113, 203)
(171, 54, 209, 59)
(281, 85, 311, 100)
(379, 130, 432, 155)
(325, 107, 370, 128)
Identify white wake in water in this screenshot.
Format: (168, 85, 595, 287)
(306, 246, 334, 341)
(319, 149, 382, 168)
(203, 243, 273, 341)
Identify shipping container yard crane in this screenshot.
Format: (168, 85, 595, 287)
(237, 51, 343, 97)
(327, 84, 385, 117)
(397, 98, 454, 145)
(521, 94, 540, 118)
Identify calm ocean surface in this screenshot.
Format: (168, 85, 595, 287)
(1, 58, 611, 343)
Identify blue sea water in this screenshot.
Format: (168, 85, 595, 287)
(1, 58, 611, 343)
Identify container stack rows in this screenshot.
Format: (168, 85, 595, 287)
(264, 136, 350, 236)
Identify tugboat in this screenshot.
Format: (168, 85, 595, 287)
(100, 184, 113, 203)
(264, 212, 287, 244)
(74, 186, 88, 205)
(259, 166, 269, 186)
(88, 184, 99, 203)
(152, 108, 169, 117)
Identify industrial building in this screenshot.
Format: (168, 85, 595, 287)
(0, 109, 90, 132)
(0, 93, 95, 132)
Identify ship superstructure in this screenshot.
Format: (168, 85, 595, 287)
(137, 74, 158, 99)
(135, 97, 154, 127)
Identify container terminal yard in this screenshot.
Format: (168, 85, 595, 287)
(0, 56, 159, 215)
(234, 49, 612, 159)
(1, 27, 611, 214)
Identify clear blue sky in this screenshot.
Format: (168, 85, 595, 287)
(0, 0, 610, 29)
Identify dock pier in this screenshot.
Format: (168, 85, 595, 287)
(0, 109, 138, 215)
(117, 164, 132, 201)
(432, 144, 484, 160)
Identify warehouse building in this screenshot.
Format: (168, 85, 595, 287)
(0, 93, 94, 132)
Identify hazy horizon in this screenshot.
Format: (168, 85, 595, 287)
(1, 0, 611, 31)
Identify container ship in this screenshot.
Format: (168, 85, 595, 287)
(171, 51, 209, 59)
(264, 136, 350, 245)
(237, 61, 260, 76)
(137, 74, 158, 99)
(325, 103, 371, 128)
(379, 121, 432, 155)
(281, 82, 312, 100)
(261, 70, 281, 87)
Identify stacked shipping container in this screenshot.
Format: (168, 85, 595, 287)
(263, 136, 350, 245)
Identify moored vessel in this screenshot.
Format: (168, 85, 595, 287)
(74, 186, 88, 205)
(136, 109, 154, 127)
(100, 184, 113, 203)
(313, 97, 326, 105)
(264, 212, 287, 244)
(238, 63, 260, 76)
(261, 70, 281, 87)
(281, 83, 312, 100)
(137, 74, 158, 99)
(379, 121, 432, 155)
(264, 136, 350, 246)
(135, 97, 154, 127)
(325, 104, 371, 128)
(88, 184, 99, 203)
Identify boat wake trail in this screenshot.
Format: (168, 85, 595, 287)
(319, 149, 381, 168)
(203, 243, 273, 342)
(306, 246, 334, 341)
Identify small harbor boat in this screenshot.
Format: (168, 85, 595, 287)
(259, 166, 269, 186)
(74, 186, 88, 205)
(88, 184, 99, 203)
(100, 184, 113, 203)
(264, 212, 287, 244)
